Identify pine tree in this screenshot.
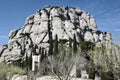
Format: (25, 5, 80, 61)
(39, 47, 41, 54)
(44, 50, 47, 57)
(69, 37, 72, 57)
(41, 48, 45, 62)
(28, 52, 32, 70)
(73, 34, 77, 53)
(48, 35, 53, 55)
(54, 34, 59, 55)
(69, 37, 72, 48)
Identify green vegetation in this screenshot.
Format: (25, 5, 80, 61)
(0, 63, 25, 80)
(59, 14, 66, 21)
(101, 71, 115, 80)
(1, 34, 120, 80)
(79, 41, 95, 52)
(53, 34, 59, 55)
(73, 34, 78, 53)
(40, 48, 45, 62)
(48, 34, 53, 55)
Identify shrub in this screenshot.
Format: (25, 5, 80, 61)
(79, 41, 95, 52)
(0, 63, 25, 80)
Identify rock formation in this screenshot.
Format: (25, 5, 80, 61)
(1, 5, 120, 80)
(0, 6, 112, 63)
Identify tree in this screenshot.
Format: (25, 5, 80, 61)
(73, 34, 77, 53)
(53, 34, 59, 56)
(27, 52, 32, 70)
(41, 48, 45, 62)
(69, 38, 72, 48)
(79, 41, 95, 53)
(48, 34, 53, 55)
(48, 46, 92, 80)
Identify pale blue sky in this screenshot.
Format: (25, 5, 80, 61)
(0, 0, 120, 45)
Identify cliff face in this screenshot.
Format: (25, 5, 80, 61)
(0, 6, 112, 62)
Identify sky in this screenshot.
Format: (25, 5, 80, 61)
(0, 0, 120, 45)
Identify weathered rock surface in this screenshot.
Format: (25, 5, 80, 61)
(12, 75, 92, 80)
(11, 74, 27, 80)
(0, 6, 112, 63)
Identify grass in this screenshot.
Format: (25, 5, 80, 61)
(0, 63, 25, 80)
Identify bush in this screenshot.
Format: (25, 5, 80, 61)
(0, 63, 25, 80)
(79, 41, 95, 52)
(101, 71, 114, 80)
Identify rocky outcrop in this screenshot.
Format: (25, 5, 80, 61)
(11, 74, 27, 80)
(0, 6, 112, 63)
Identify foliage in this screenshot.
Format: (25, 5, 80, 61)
(32, 34, 120, 80)
(50, 48, 80, 80)
(26, 53, 32, 70)
(79, 41, 95, 52)
(40, 48, 45, 62)
(73, 34, 77, 53)
(69, 38, 72, 48)
(96, 30, 102, 35)
(53, 34, 59, 56)
(48, 35, 53, 55)
(59, 14, 66, 21)
(101, 71, 115, 80)
(0, 63, 25, 80)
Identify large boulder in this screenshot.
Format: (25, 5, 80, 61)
(11, 75, 27, 80)
(84, 31, 94, 42)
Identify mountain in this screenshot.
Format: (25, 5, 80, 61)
(0, 6, 120, 80)
(0, 6, 112, 63)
